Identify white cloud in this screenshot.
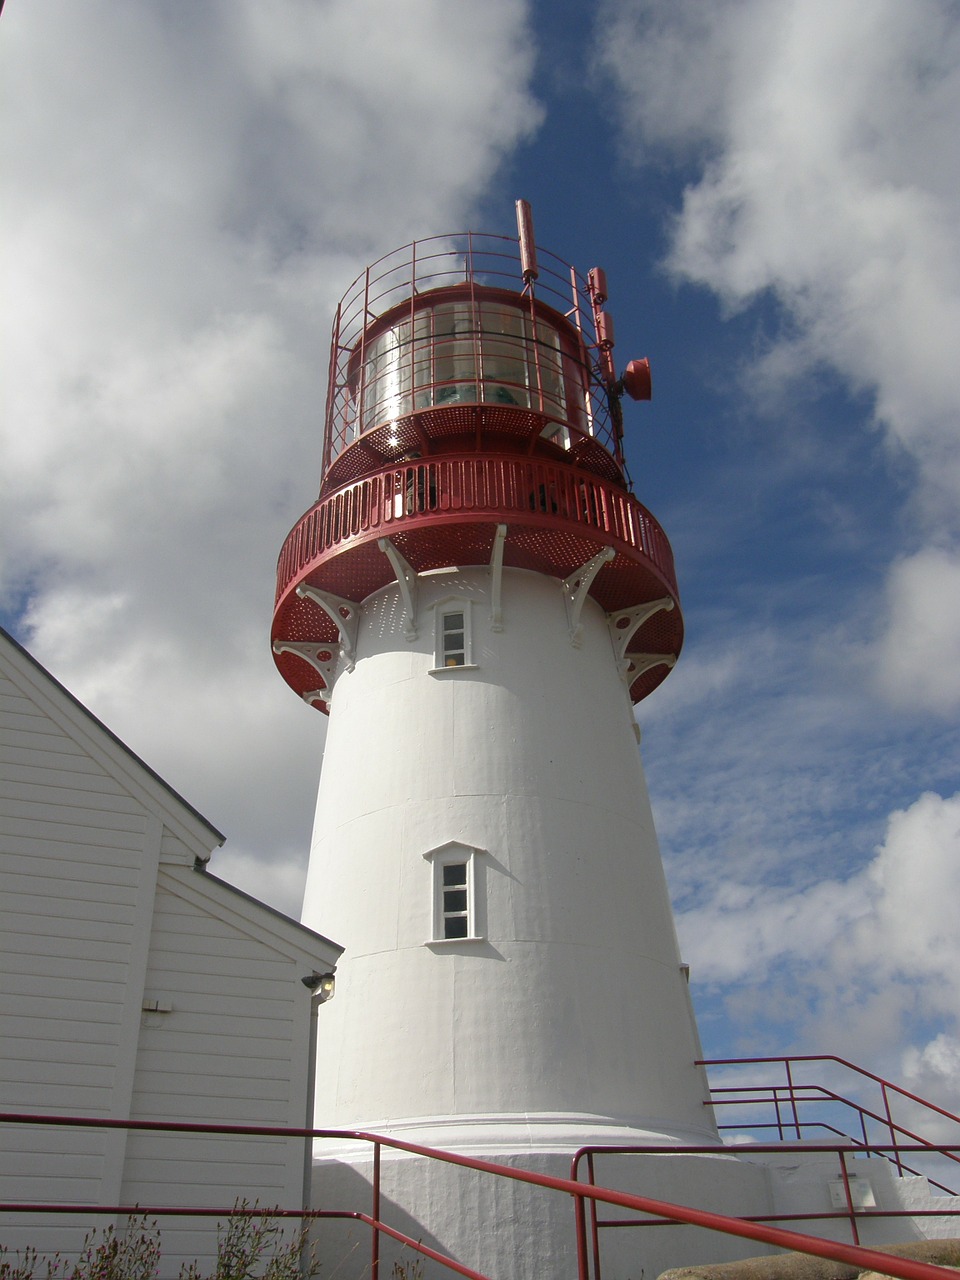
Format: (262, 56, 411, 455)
(0, 0, 540, 902)
(855, 790, 960, 986)
(874, 548, 960, 714)
(675, 789, 960, 1103)
(678, 789, 960, 991)
(597, 0, 960, 711)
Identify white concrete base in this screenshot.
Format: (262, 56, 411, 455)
(309, 1129, 772, 1280)
(309, 1140, 960, 1280)
(754, 1147, 960, 1249)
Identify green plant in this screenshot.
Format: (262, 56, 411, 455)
(390, 1253, 424, 1280)
(71, 1220, 160, 1280)
(0, 1206, 313, 1280)
(1, 1219, 160, 1280)
(178, 1204, 310, 1280)
(0, 1243, 61, 1279)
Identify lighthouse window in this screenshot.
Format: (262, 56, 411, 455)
(425, 842, 486, 944)
(441, 611, 466, 666)
(431, 601, 474, 672)
(441, 863, 469, 939)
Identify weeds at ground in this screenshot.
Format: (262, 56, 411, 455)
(0, 1204, 312, 1280)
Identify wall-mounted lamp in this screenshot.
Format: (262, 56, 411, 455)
(301, 971, 336, 1003)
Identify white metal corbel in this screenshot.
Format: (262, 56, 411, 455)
(272, 639, 341, 707)
(295, 584, 360, 671)
(623, 653, 677, 685)
(607, 597, 674, 676)
(562, 547, 615, 646)
(378, 537, 419, 640)
(490, 523, 507, 632)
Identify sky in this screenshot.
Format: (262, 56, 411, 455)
(2, 0, 959, 1134)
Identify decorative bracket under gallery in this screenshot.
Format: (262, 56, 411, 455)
(378, 537, 419, 640)
(270, 639, 339, 710)
(490, 523, 508, 633)
(562, 547, 615, 646)
(295, 584, 360, 669)
(607, 596, 676, 687)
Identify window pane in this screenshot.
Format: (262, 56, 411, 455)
(441, 610, 467, 667)
(442, 863, 467, 886)
(443, 889, 468, 913)
(444, 916, 469, 939)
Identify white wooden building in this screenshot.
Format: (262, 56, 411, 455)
(0, 626, 342, 1275)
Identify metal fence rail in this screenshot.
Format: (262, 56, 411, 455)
(3, 1111, 960, 1280)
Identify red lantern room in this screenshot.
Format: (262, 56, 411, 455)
(272, 202, 682, 710)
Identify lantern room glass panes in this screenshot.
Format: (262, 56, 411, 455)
(358, 298, 572, 434)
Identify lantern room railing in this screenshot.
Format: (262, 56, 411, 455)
(321, 233, 619, 482)
(275, 452, 679, 608)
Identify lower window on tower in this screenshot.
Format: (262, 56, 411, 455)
(424, 842, 486, 943)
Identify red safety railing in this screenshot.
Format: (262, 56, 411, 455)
(571, 1141, 960, 1280)
(275, 453, 679, 606)
(701, 1056, 960, 1191)
(321, 231, 617, 478)
(2, 1111, 960, 1280)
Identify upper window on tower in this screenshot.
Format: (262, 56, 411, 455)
(441, 611, 466, 666)
(431, 600, 476, 672)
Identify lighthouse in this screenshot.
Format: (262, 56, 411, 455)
(271, 206, 764, 1277)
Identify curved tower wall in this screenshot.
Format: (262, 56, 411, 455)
(302, 565, 714, 1145)
(270, 222, 753, 1278)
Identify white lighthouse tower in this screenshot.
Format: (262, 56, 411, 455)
(271, 206, 762, 1277)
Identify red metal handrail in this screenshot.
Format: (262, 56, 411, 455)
(275, 453, 679, 605)
(570, 1140, 960, 1280)
(702, 1055, 960, 1129)
(701, 1055, 960, 1190)
(709, 1086, 960, 1192)
(3, 1111, 960, 1280)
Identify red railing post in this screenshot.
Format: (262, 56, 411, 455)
(785, 1058, 802, 1139)
(588, 1151, 602, 1280)
(371, 1139, 381, 1280)
(882, 1081, 905, 1177)
(837, 1150, 861, 1245)
(572, 1165, 591, 1280)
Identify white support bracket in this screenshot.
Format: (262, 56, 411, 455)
(490, 524, 508, 633)
(378, 537, 419, 640)
(271, 639, 340, 708)
(295, 584, 360, 671)
(562, 547, 615, 647)
(623, 652, 677, 686)
(607, 597, 674, 677)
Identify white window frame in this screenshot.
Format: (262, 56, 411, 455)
(430, 598, 477, 672)
(423, 842, 486, 944)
